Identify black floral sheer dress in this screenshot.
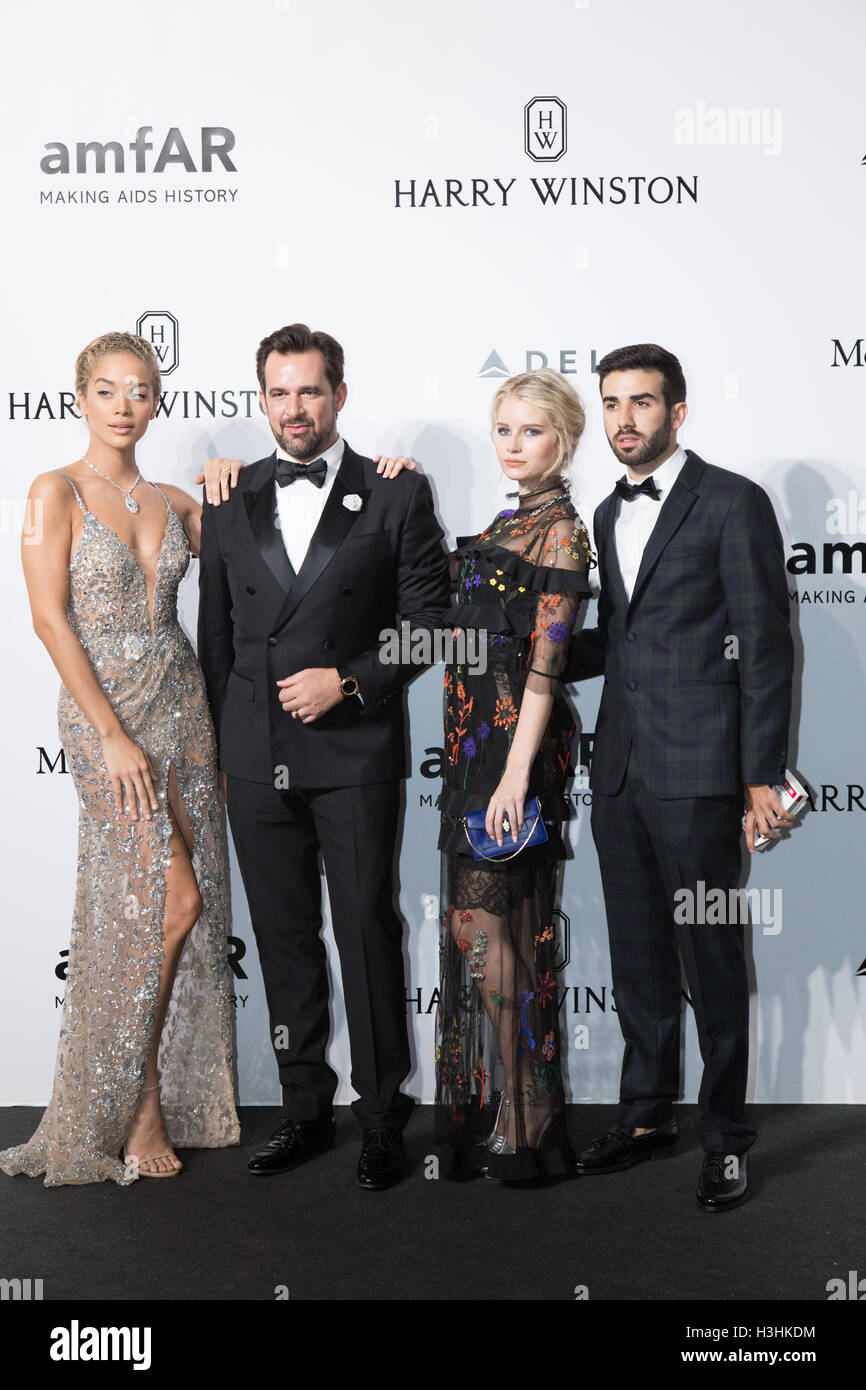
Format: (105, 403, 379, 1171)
(435, 480, 594, 1179)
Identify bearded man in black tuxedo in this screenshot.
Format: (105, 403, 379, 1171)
(566, 344, 794, 1210)
(198, 323, 449, 1189)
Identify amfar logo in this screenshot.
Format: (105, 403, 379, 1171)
(39, 126, 236, 175)
(137, 311, 179, 376)
(54, 938, 250, 984)
(787, 541, 866, 575)
(524, 97, 567, 163)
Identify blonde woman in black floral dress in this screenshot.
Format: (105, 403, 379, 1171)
(436, 369, 594, 1180)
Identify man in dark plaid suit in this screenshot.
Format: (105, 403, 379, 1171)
(565, 344, 794, 1210)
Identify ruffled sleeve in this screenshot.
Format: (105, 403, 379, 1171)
(524, 516, 593, 694)
(449, 522, 591, 637)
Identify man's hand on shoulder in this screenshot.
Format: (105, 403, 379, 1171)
(373, 454, 418, 479)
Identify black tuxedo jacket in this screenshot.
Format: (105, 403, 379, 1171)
(566, 450, 794, 799)
(197, 442, 449, 787)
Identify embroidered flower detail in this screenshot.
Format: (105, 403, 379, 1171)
(542, 1031, 555, 1061)
(536, 593, 561, 624)
(477, 722, 491, 741)
(342, 493, 363, 512)
(456, 938, 470, 952)
(489, 990, 504, 1005)
(536, 971, 555, 1006)
(457, 909, 472, 922)
(463, 736, 477, 759)
(472, 1060, 490, 1105)
(546, 621, 569, 644)
(493, 696, 518, 730)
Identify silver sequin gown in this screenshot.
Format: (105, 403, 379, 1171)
(0, 474, 240, 1186)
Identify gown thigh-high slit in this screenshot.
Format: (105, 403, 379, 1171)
(0, 473, 239, 1187)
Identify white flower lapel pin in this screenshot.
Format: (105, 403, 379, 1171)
(342, 493, 363, 512)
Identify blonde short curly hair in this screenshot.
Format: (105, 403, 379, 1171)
(490, 368, 585, 481)
(75, 331, 161, 400)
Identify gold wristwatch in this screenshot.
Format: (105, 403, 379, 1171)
(339, 672, 360, 698)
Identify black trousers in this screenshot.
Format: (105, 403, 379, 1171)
(226, 776, 414, 1131)
(591, 753, 755, 1154)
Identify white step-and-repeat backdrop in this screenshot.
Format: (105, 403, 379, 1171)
(2, 0, 864, 1108)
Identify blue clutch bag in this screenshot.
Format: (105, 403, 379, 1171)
(463, 797, 548, 861)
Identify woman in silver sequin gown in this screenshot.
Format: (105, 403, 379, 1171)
(0, 333, 240, 1185)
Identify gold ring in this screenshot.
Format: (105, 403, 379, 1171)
(292, 710, 299, 720)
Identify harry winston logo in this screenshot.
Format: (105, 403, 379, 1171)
(524, 97, 567, 163)
(136, 311, 179, 375)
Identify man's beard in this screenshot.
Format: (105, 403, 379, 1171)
(609, 411, 673, 471)
(272, 414, 335, 461)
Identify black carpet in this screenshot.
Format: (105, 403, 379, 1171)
(1, 1103, 861, 1305)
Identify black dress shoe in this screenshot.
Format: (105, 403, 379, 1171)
(574, 1118, 678, 1175)
(357, 1127, 404, 1190)
(696, 1152, 749, 1211)
(247, 1114, 335, 1175)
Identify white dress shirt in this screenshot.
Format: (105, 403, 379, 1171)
(614, 444, 687, 600)
(274, 435, 345, 573)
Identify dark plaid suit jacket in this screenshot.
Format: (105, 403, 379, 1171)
(566, 450, 794, 798)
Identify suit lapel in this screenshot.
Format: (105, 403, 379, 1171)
(243, 453, 296, 592)
(598, 492, 628, 606)
(271, 443, 371, 631)
(627, 450, 706, 611)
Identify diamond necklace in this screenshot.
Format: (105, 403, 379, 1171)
(83, 456, 144, 514)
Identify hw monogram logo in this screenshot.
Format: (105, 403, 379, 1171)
(136, 310, 179, 375)
(524, 97, 567, 163)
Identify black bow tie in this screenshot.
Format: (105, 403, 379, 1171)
(275, 455, 327, 489)
(615, 474, 661, 502)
